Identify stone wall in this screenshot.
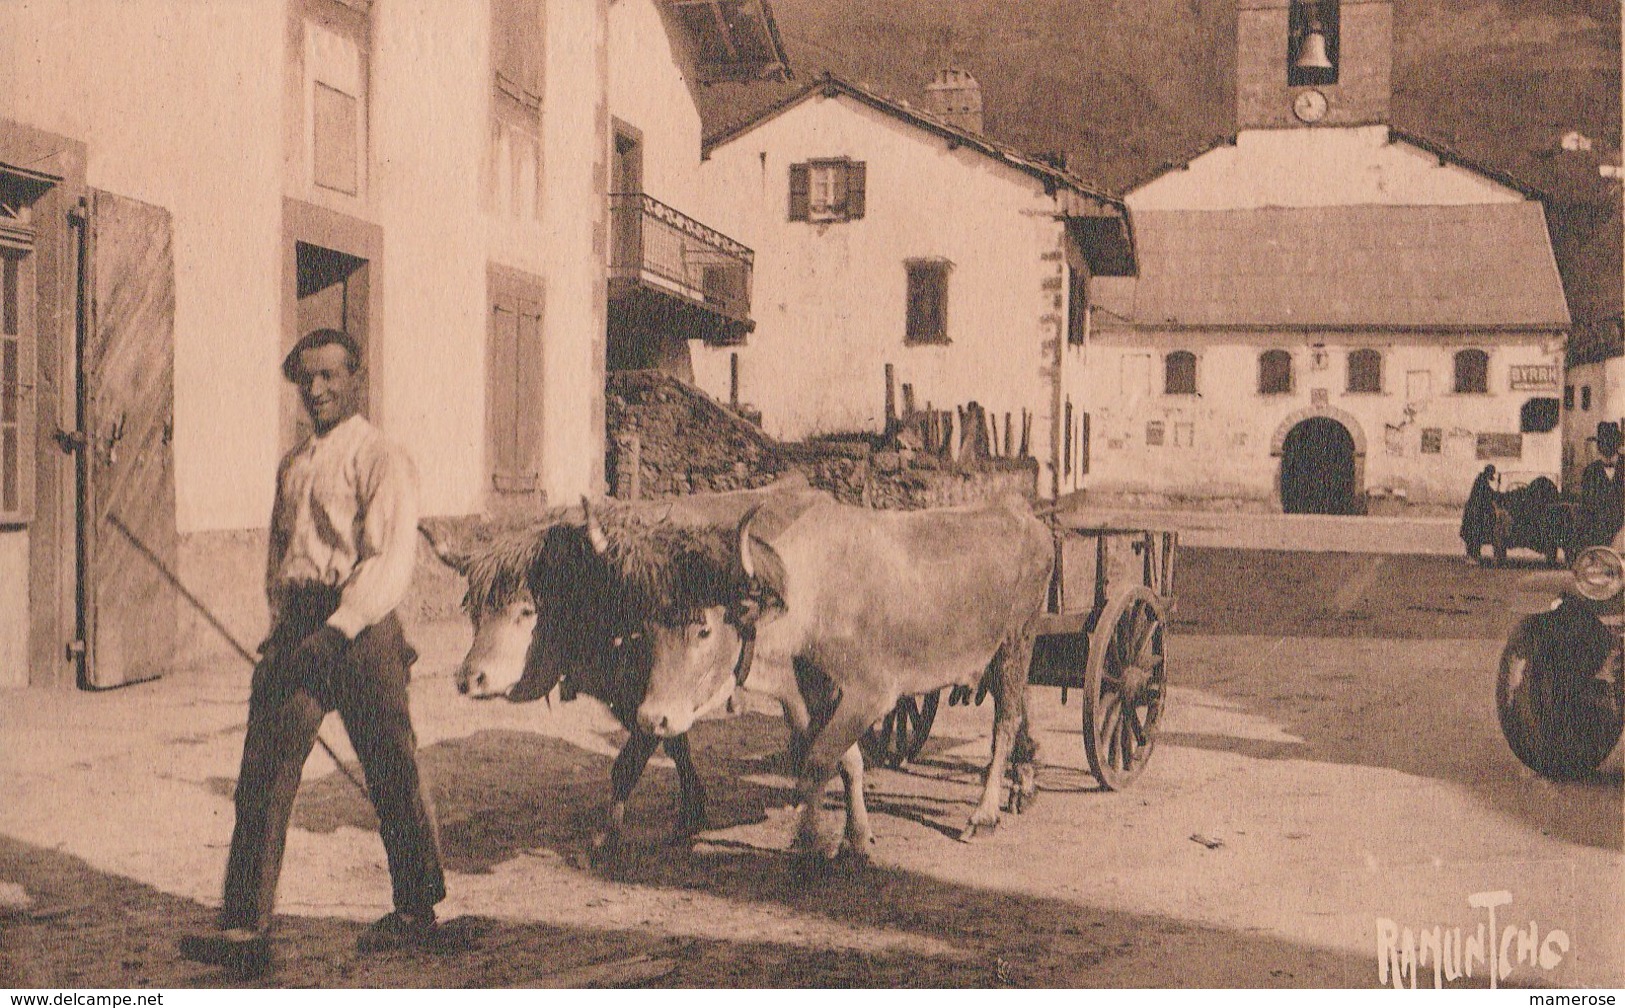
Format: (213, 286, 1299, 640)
(608, 370, 1038, 509)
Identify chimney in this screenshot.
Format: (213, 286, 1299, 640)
(925, 68, 984, 135)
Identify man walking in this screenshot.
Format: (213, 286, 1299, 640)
(181, 328, 447, 974)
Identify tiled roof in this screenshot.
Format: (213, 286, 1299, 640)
(1092, 203, 1571, 331)
(703, 72, 1122, 209)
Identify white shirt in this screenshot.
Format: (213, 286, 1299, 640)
(265, 414, 420, 639)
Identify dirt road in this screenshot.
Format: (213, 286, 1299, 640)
(2, 549, 1620, 988)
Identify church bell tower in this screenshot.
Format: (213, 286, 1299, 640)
(1235, 0, 1393, 130)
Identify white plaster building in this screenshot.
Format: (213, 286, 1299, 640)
(1082, 0, 1571, 514)
(0, 0, 785, 689)
(604, 0, 784, 377)
(691, 74, 1134, 499)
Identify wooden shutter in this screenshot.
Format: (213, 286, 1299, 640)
(489, 298, 520, 486)
(1078, 412, 1091, 474)
(845, 161, 866, 219)
(488, 269, 543, 494)
(788, 162, 810, 221)
(83, 190, 177, 688)
(493, 0, 543, 107)
(514, 296, 544, 482)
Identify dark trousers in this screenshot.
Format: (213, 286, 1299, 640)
(220, 589, 445, 933)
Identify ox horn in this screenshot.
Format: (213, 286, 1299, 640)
(736, 503, 765, 579)
(417, 522, 471, 575)
(582, 496, 610, 556)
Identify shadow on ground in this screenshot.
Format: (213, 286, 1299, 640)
(2, 829, 1407, 988)
(1174, 548, 1543, 640)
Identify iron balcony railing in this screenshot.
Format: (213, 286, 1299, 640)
(609, 192, 754, 325)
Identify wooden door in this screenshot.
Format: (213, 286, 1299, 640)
(81, 190, 176, 688)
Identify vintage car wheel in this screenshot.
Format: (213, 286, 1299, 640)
(1082, 587, 1168, 790)
(1498, 623, 1623, 780)
(860, 689, 942, 769)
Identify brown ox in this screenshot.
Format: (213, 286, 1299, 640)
(424, 479, 831, 857)
(589, 494, 1054, 860)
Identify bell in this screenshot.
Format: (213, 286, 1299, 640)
(1294, 28, 1334, 71)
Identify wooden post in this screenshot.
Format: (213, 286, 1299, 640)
(884, 363, 896, 436)
(628, 434, 642, 500)
(729, 353, 739, 409)
(902, 383, 917, 419)
(1003, 411, 1013, 457)
(1019, 410, 1031, 458)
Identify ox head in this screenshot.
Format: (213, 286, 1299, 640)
(583, 501, 785, 737)
(423, 517, 637, 703)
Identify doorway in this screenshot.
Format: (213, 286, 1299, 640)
(282, 199, 381, 450)
(1280, 416, 1359, 514)
(292, 242, 368, 440)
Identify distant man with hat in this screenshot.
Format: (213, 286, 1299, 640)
(1578, 420, 1625, 549)
(180, 328, 449, 975)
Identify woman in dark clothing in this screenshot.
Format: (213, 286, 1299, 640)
(1461, 464, 1498, 561)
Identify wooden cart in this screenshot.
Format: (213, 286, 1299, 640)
(861, 525, 1177, 790)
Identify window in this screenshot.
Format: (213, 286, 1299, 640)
(489, 0, 543, 220)
(904, 259, 950, 345)
(303, 7, 370, 196)
(1347, 348, 1382, 393)
(1521, 398, 1560, 434)
(1164, 350, 1196, 394)
(1453, 349, 1489, 394)
(1582, 385, 1593, 411)
(1259, 349, 1293, 394)
(1066, 264, 1088, 346)
(789, 160, 866, 223)
(488, 267, 545, 494)
(1063, 400, 1073, 477)
(1564, 384, 1575, 409)
(492, 0, 543, 109)
(1, 250, 32, 523)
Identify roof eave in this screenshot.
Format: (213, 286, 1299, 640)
(704, 72, 1124, 207)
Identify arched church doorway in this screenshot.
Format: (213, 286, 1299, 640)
(1280, 416, 1359, 514)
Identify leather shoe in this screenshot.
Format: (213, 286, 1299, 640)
(357, 909, 439, 953)
(178, 928, 272, 976)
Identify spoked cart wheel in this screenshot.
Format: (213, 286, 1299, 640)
(860, 689, 943, 769)
(1082, 587, 1168, 790)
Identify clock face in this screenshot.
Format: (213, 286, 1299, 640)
(1293, 89, 1329, 124)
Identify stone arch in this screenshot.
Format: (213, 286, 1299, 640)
(1269, 405, 1367, 458)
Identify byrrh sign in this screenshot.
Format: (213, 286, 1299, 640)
(1509, 365, 1560, 391)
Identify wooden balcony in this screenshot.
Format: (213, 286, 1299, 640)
(609, 192, 754, 345)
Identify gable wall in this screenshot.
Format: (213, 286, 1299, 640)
(697, 95, 1072, 486)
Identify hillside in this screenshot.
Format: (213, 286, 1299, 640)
(697, 0, 1622, 320)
